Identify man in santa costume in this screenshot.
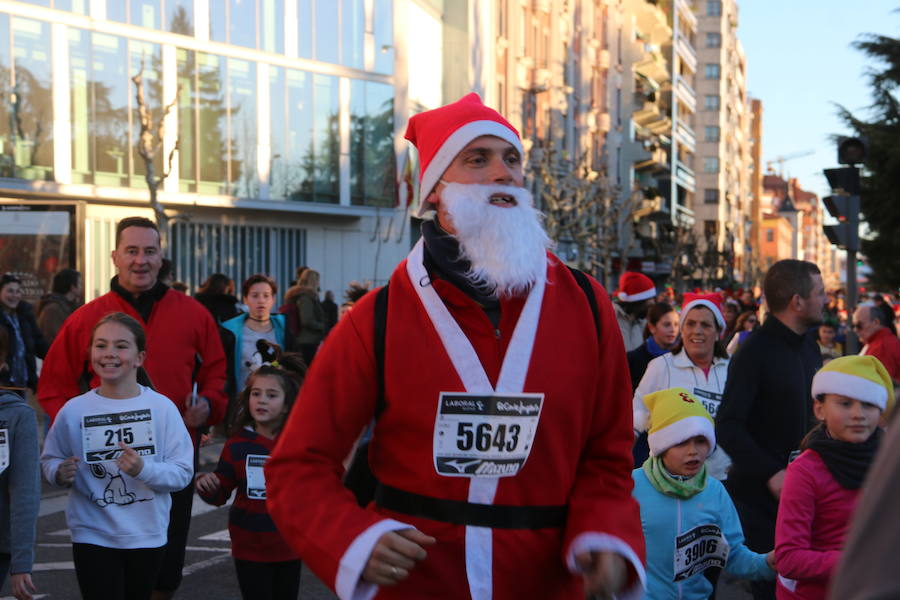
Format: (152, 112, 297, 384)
(614, 272, 657, 352)
(266, 93, 646, 599)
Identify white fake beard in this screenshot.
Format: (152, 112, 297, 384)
(439, 182, 552, 298)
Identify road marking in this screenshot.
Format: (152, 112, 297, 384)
(198, 529, 231, 542)
(182, 553, 231, 576)
(0, 595, 48, 599)
(47, 528, 69, 537)
(38, 494, 68, 517)
(33, 561, 74, 571)
(185, 545, 231, 552)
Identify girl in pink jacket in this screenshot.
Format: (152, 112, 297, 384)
(774, 355, 893, 599)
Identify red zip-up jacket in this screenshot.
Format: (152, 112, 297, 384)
(37, 286, 227, 442)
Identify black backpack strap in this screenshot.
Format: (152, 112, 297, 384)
(373, 283, 390, 419)
(566, 266, 601, 344)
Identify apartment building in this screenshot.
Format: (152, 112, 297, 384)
(0, 0, 410, 304)
(693, 0, 752, 286)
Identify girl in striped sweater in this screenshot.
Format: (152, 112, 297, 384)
(196, 342, 306, 600)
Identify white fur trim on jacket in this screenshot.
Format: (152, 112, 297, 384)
(416, 120, 524, 216)
(811, 370, 888, 412)
(567, 532, 647, 600)
(335, 518, 411, 600)
(647, 415, 716, 457)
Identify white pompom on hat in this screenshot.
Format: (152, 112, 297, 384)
(404, 93, 523, 217)
(812, 355, 894, 413)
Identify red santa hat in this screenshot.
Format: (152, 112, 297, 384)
(404, 93, 523, 216)
(681, 292, 726, 330)
(616, 272, 656, 303)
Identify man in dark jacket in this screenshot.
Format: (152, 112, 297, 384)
(716, 259, 827, 600)
(36, 268, 82, 345)
(0, 274, 48, 394)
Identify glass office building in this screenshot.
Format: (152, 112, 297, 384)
(0, 0, 407, 302)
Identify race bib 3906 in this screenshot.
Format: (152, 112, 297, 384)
(82, 409, 156, 463)
(673, 524, 729, 582)
(433, 392, 544, 478)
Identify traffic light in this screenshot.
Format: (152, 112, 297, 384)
(822, 167, 860, 252)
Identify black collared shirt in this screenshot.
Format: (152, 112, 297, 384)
(109, 277, 169, 323)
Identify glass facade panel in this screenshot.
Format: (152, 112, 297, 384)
(312, 74, 339, 202)
(91, 33, 130, 187)
(130, 39, 163, 187)
(315, 1, 339, 64)
(167, 0, 194, 35)
(106, 1, 127, 23)
(260, 0, 284, 53)
(269, 66, 313, 201)
(209, 2, 227, 43)
(350, 80, 395, 207)
(297, 0, 312, 59)
(229, 0, 257, 49)
(5, 17, 53, 180)
(341, 0, 364, 69)
(176, 48, 197, 192)
(0, 13, 12, 177)
(197, 52, 228, 193)
(57, 0, 90, 13)
(131, 0, 161, 29)
(227, 58, 257, 197)
(373, 0, 394, 74)
(69, 28, 91, 182)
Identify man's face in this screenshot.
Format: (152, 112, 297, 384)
(427, 135, 524, 234)
(72, 275, 84, 298)
(111, 226, 163, 295)
(799, 274, 827, 326)
(853, 306, 882, 343)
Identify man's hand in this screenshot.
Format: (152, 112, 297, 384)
(767, 469, 786, 499)
(55, 456, 79, 486)
(362, 528, 436, 586)
(766, 551, 777, 572)
(195, 472, 221, 495)
(575, 550, 628, 600)
(10, 572, 36, 600)
(116, 443, 144, 477)
(183, 394, 210, 428)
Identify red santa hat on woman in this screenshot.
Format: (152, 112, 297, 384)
(681, 292, 726, 330)
(616, 272, 656, 303)
(404, 93, 524, 216)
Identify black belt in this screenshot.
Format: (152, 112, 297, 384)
(375, 483, 567, 530)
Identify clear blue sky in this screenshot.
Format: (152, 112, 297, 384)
(738, 1, 899, 196)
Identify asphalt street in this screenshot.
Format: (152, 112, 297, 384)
(0, 441, 337, 600)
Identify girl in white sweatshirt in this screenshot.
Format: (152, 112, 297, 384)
(41, 313, 193, 600)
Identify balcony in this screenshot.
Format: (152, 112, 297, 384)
(675, 160, 696, 192)
(675, 0, 698, 30)
(675, 36, 697, 73)
(635, 146, 669, 172)
(675, 122, 696, 152)
(674, 75, 696, 113)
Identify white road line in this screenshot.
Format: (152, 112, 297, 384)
(181, 553, 231, 576)
(198, 529, 231, 542)
(38, 494, 68, 517)
(0, 595, 48, 599)
(46, 528, 69, 537)
(185, 545, 231, 552)
(32, 561, 74, 571)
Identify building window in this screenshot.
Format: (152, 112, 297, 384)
(704, 189, 720, 204)
(177, 49, 259, 197)
(705, 126, 720, 142)
(208, 0, 285, 53)
(705, 63, 720, 79)
(704, 94, 720, 110)
(766, 229, 774, 242)
(350, 80, 397, 207)
(268, 66, 340, 203)
(0, 15, 55, 181)
(706, 32, 721, 48)
(707, 1, 722, 16)
(296, 0, 392, 72)
(704, 158, 719, 173)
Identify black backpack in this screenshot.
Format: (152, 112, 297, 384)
(343, 267, 602, 506)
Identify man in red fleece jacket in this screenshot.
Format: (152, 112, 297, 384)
(37, 216, 227, 599)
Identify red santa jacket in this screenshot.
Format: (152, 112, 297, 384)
(266, 252, 646, 599)
(37, 286, 227, 441)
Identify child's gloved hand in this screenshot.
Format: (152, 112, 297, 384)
(116, 443, 144, 477)
(55, 456, 79, 486)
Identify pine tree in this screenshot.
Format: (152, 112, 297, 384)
(837, 29, 900, 289)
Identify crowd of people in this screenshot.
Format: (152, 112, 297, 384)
(0, 93, 899, 600)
